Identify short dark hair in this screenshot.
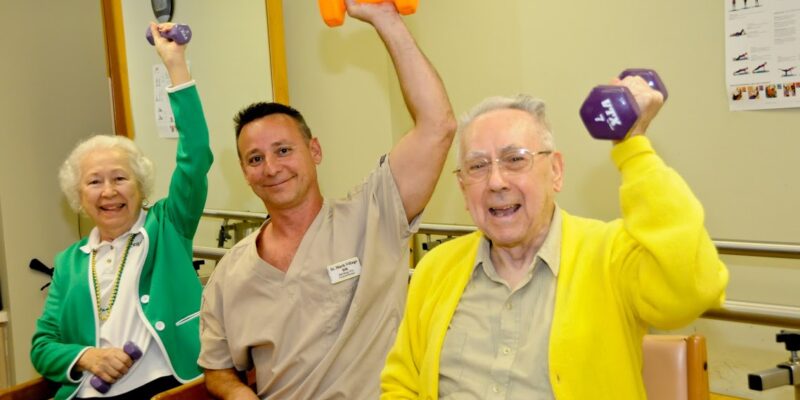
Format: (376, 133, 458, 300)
(233, 102, 313, 141)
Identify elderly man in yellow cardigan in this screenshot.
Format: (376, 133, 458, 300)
(380, 77, 728, 399)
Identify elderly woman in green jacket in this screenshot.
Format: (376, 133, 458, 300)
(30, 23, 212, 400)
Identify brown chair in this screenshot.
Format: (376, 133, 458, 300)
(0, 376, 204, 400)
(152, 369, 256, 399)
(151, 377, 212, 400)
(0, 375, 216, 400)
(0, 377, 57, 400)
(0, 337, 712, 400)
(642, 334, 710, 400)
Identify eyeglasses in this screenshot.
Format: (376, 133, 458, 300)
(454, 148, 553, 184)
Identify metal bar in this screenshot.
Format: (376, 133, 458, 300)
(418, 223, 476, 237)
(714, 240, 800, 259)
(194, 217, 800, 328)
(202, 208, 267, 221)
(192, 246, 800, 329)
(703, 301, 800, 329)
(416, 223, 800, 258)
(193, 245, 227, 261)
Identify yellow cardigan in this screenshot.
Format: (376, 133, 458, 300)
(380, 136, 728, 399)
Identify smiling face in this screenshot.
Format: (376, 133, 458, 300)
(79, 148, 143, 242)
(237, 114, 323, 212)
(458, 108, 564, 249)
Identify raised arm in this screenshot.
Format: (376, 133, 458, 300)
(610, 77, 728, 328)
(150, 22, 213, 238)
(347, 0, 456, 221)
(150, 22, 191, 85)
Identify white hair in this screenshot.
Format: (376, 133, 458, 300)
(457, 94, 556, 161)
(59, 135, 155, 212)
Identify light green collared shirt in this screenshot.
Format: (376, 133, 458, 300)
(439, 206, 562, 400)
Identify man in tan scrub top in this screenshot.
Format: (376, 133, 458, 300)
(198, 1, 456, 398)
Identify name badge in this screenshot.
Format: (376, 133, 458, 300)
(326, 257, 362, 284)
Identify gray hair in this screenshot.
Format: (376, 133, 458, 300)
(457, 94, 556, 160)
(59, 135, 155, 212)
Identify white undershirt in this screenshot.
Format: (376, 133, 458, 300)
(76, 210, 172, 397)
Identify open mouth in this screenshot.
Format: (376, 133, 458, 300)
(99, 204, 126, 212)
(489, 204, 520, 217)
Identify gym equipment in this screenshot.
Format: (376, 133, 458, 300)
(318, 0, 418, 27)
(89, 342, 143, 394)
(579, 69, 668, 140)
(146, 24, 192, 46)
(748, 330, 800, 397)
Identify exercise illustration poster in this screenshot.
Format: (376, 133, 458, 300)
(153, 64, 178, 138)
(726, 0, 800, 111)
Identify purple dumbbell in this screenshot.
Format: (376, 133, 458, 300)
(146, 24, 192, 46)
(89, 341, 143, 394)
(579, 69, 668, 140)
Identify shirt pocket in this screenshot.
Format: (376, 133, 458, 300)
(437, 329, 469, 394)
(323, 275, 359, 334)
(175, 310, 200, 327)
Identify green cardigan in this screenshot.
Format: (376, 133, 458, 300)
(380, 136, 729, 400)
(30, 85, 212, 400)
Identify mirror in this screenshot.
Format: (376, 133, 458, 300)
(99, 0, 289, 253)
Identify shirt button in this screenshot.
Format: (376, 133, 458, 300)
(140, 294, 150, 304)
(505, 302, 512, 310)
(106, 258, 112, 264)
(492, 384, 500, 393)
(155, 321, 165, 331)
(502, 346, 511, 355)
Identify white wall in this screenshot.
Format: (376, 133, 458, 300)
(0, 0, 112, 383)
(281, 1, 800, 398)
(281, 3, 397, 200)
(1, 0, 796, 396)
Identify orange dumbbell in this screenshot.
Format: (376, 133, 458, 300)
(318, 0, 419, 27)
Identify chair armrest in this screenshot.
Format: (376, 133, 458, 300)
(643, 334, 711, 400)
(0, 376, 58, 400)
(151, 377, 212, 400)
(686, 334, 710, 400)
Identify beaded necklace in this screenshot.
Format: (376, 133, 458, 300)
(91, 234, 136, 321)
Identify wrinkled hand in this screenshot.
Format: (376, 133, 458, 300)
(76, 347, 134, 384)
(150, 23, 187, 66)
(344, 0, 400, 26)
(612, 75, 664, 139)
(149, 22, 190, 85)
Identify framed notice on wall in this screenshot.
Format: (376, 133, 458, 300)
(725, 0, 800, 111)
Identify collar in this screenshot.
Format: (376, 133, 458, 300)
(80, 209, 147, 254)
(474, 204, 562, 278)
